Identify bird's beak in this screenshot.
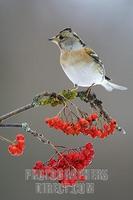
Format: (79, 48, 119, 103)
(48, 36, 58, 43)
(48, 37, 54, 41)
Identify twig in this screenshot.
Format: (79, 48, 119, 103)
(77, 90, 111, 122)
(0, 91, 51, 122)
(0, 122, 78, 172)
(0, 135, 14, 144)
(0, 104, 33, 122)
(0, 123, 22, 128)
(0, 89, 111, 123)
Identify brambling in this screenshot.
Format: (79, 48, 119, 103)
(49, 28, 127, 91)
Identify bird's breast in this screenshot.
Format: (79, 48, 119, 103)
(60, 49, 93, 66)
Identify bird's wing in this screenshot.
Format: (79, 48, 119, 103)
(85, 48, 105, 77)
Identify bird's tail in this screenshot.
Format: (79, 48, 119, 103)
(102, 79, 127, 92)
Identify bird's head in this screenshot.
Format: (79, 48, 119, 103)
(49, 28, 85, 50)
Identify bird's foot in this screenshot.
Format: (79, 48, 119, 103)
(71, 84, 79, 91)
(86, 83, 95, 97)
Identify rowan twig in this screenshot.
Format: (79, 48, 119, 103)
(0, 104, 33, 122)
(0, 122, 78, 171)
(0, 91, 51, 122)
(0, 122, 63, 148)
(77, 91, 111, 122)
(0, 89, 111, 123)
(0, 123, 22, 128)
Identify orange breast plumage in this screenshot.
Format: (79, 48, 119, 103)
(60, 48, 93, 66)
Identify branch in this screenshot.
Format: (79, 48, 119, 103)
(0, 122, 80, 171)
(0, 104, 33, 122)
(0, 89, 111, 123)
(77, 91, 111, 122)
(0, 122, 61, 150)
(0, 91, 51, 122)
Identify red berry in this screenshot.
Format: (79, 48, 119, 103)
(8, 144, 23, 156)
(85, 143, 93, 150)
(78, 175, 86, 181)
(78, 118, 89, 127)
(90, 113, 98, 121)
(8, 144, 17, 155)
(16, 134, 25, 142)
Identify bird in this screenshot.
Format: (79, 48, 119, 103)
(49, 27, 127, 92)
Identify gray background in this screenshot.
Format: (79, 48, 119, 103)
(0, 0, 132, 199)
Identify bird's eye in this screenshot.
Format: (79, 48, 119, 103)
(59, 35, 64, 40)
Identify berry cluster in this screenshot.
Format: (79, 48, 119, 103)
(82, 119, 117, 138)
(33, 142, 94, 186)
(45, 113, 116, 139)
(8, 134, 25, 156)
